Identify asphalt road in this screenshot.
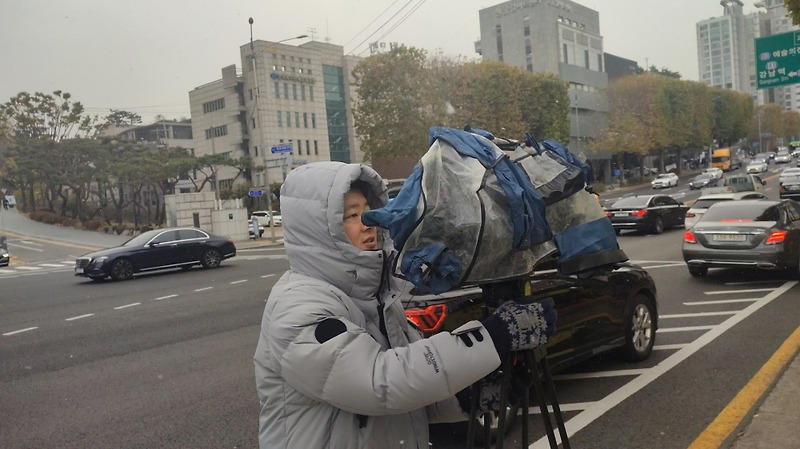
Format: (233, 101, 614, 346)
(2, 163, 799, 448)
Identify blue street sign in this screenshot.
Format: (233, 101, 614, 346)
(271, 144, 292, 154)
(248, 189, 263, 197)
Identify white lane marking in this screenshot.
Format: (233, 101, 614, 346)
(704, 288, 776, 295)
(230, 279, 247, 284)
(40, 263, 70, 268)
(260, 274, 276, 278)
(660, 311, 737, 319)
(3, 327, 38, 336)
(638, 263, 686, 269)
(628, 260, 684, 264)
(724, 280, 783, 286)
(66, 314, 94, 321)
(654, 344, 688, 351)
(532, 280, 797, 449)
(114, 303, 141, 310)
(8, 243, 44, 251)
(525, 402, 594, 415)
(684, 298, 759, 306)
(658, 325, 715, 333)
(554, 369, 647, 381)
(14, 266, 43, 271)
(194, 287, 213, 292)
(0, 269, 16, 274)
(154, 294, 178, 301)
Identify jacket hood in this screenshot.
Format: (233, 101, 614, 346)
(280, 162, 390, 300)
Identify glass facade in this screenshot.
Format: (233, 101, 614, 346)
(323, 64, 350, 163)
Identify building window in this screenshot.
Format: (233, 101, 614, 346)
(301, 85, 306, 101)
(252, 118, 256, 129)
(293, 84, 298, 100)
(277, 111, 282, 127)
(309, 86, 314, 101)
(306, 140, 310, 155)
(525, 39, 531, 55)
(314, 140, 318, 155)
(495, 24, 503, 59)
(584, 50, 590, 69)
(597, 54, 603, 72)
(295, 112, 300, 128)
(311, 113, 316, 128)
(283, 83, 289, 99)
(250, 89, 254, 100)
(204, 125, 227, 138)
(274, 82, 280, 98)
(303, 112, 308, 128)
(202, 98, 225, 113)
(286, 111, 291, 128)
(563, 43, 569, 64)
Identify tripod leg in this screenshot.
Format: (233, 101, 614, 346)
(495, 354, 514, 449)
(466, 379, 482, 449)
(539, 354, 571, 449)
(529, 353, 558, 448)
(521, 358, 530, 447)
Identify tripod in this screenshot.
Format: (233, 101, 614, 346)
(465, 282, 571, 449)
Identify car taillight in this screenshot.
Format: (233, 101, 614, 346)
(604, 211, 612, 217)
(686, 212, 696, 218)
(631, 209, 647, 217)
(765, 230, 786, 244)
(405, 304, 447, 333)
(683, 230, 697, 244)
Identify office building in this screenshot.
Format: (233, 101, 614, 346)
(475, 0, 609, 166)
(189, 40, 363, 195)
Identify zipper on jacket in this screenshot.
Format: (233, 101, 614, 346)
(376, 251, 391, 348)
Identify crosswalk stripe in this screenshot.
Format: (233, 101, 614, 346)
(40, 263, 70, 268)
(14, 266, 42, 271)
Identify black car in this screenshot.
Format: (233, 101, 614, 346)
(405, 261, 658, 444)
(403, 262, 658, 374)
(604, 194, 689, 234)
(75, 227, 236, 282)
(683, 199, 800, 277)
(688, 173, 719, 190)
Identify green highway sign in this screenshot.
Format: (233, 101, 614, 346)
(756, 31, 800, 89)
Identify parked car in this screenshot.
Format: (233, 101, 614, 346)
(702, 167, 724, 180)
(651, 173, 679, 189)
(251, 210, 282, 227)
(746, 161, 768, 174)
(775, 150, 792, 164)
(74, 227, 236, 282)
(684, 191, 767, 229)
(689, 173, 719, 190)
(605, 194, 689, 234)
(683, 199, 800, 277)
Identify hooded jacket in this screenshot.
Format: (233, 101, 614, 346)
(254, 162, 501, 449)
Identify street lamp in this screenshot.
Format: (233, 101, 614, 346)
(757, 111, 763, 154)
(248, 17, 307, 242)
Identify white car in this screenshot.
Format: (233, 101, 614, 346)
(684, 191, 767, 229)
(250, 210, 282, 227)
(774, 151, 793, 164)
(651, 173, 679, 189)
(701, 167, 723, 180)
(779, 167, 800, 185)
(746, 161, 768, 174)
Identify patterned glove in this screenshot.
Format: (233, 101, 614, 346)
(455, 371, 504, 415)
(482, 297, 557, 355)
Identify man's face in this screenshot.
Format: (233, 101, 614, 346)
(343, 188, 378, 251)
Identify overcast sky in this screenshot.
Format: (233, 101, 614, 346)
(1, 0, 762, 123)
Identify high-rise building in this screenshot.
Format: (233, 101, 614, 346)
(696, 1, 767, 104)
(475, 0, 609, 163)
(188, 40, 363, 195)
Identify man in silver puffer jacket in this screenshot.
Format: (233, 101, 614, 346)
(254, 162, 554, 448)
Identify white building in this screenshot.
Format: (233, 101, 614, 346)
(189, 40, 363, 195)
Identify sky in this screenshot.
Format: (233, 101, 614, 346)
(0, 0, 763, 124)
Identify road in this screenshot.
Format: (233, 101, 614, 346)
(1, 162, 798, 448)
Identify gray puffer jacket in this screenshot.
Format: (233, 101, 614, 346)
(254, 162, 501, 449)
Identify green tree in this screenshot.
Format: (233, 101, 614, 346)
(786, 0, 800, 25)
(782, 110, 800, 143)
(352, 47, 441, 162)
(0, 91, 101, 141)
(104, 109, 143, 127)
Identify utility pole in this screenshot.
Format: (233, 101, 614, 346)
(250, 18, 276, 242)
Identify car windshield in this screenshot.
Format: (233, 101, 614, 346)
(610, 196, 651, 208)
(655, 174, 671, 179)
(702, 202, 780, 222)
(693, 174, 713, 181)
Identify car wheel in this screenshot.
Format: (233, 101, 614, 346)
(471, 406, 519, 445)
(651, 217, 664, 234)
(201, 249, 222, 268)
(110, 258, 134, 281)
(688, 265, 708, 277)
(622, 294, 656, 362)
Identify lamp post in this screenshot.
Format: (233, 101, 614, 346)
(757, 112, 763, 154)
(248, 17, 307, 242)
